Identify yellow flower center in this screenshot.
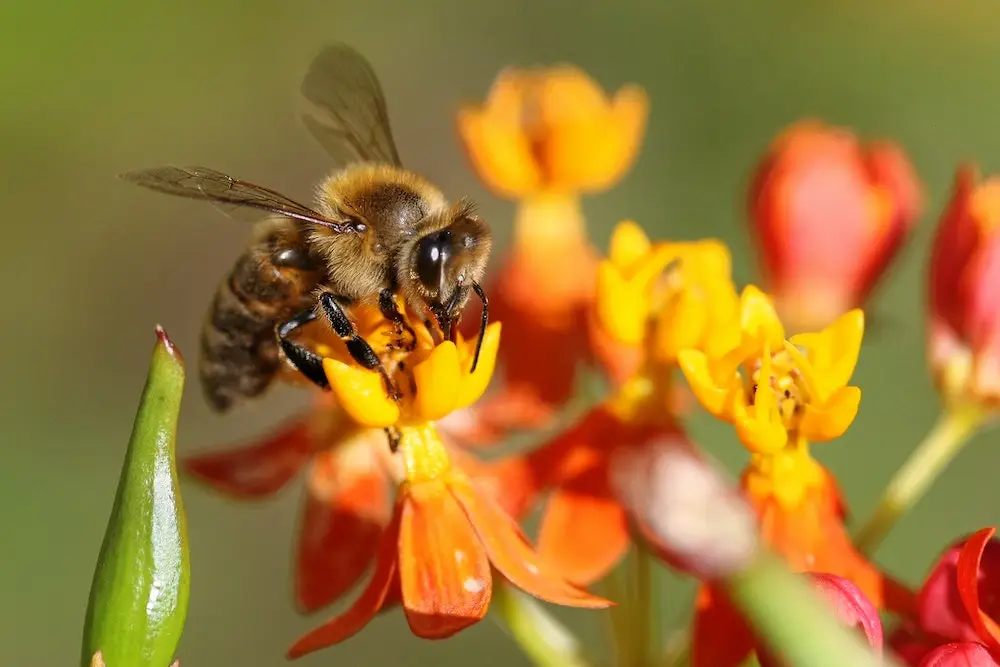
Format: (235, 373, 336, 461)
(399, 422, 453, 485)
(745, 347, 812, 434)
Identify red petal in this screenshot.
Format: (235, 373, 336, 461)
(452, 480, 611, 609)
(957, 528, 1000, 652)
(525, 407, 620, 489)
(692, 585, 755, 667)
(536, 468, 629, 586)
(296, 450, 390, 613)
(398, 482, 492, 639)
(808, 573, 883, 651)
(919, 643, 1000, 667)
(287, 504, 401, 658)
(919, 537, 983, 643)
(185, 417, 314, 498)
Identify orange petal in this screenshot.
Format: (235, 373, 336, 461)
(525, 406, 618, 489)
(537, 468, 630, 586)
(399, 481, 492, 638)
(184, 417, 314, 497)
(957, 527, 1000, 653)
(453, 481, 612, 609)
(296, 452, 390, 613)
(287, 504, 401, 658)
(692, 585, 755, 667)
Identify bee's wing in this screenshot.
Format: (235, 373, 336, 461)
(299, 44, 402, 167)
(120, 165, 360, 232)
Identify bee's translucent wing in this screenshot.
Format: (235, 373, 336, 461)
(120, 165, 360, 232)
(299, 44, 402, 167)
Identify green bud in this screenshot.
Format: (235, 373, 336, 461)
(82, 327, 190, 667)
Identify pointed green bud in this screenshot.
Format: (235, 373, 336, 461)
(82, 327, 190, 667)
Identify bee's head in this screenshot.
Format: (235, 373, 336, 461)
(406, 205, 491, 335)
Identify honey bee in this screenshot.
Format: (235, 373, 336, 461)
(121, 44, 492, 412)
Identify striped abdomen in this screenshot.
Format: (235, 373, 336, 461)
(200, 226, 322, 411)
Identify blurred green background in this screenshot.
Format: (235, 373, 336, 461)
(4, 0, 1000, 664)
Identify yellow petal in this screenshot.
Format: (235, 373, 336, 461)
(791, 308, 865, 390)
(733, 400, 788, 454)
(456, 322, 502, 410)
(739, 285, 785, 348)
(799, 386, 862, 442)
(323, 358, 400, 428)
(596, 261, 648, 344)
(410, 341, 462, 422)
(652, 288, 706, 363)
(678, 349, 734, 419)
(609, 220, 651, 272)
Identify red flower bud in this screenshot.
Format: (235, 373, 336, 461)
(748, 120, 922, 332)
(928, 166, 1000, 407)
(758, 573, 883, 667)
(919, 642, 1000, 667)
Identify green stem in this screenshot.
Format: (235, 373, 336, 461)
(631, 547, 654, 667)
(603, 566, 632, 664)
(727, 554, 888, 667)
(854, 404, 987, 555)
(493, 579, 594, 667)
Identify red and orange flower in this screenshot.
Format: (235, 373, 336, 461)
(446, 65, 649, 444)
(675, 285, 915, 667)
(506, 221, 739, 585)
(928, 165, 1000, 411)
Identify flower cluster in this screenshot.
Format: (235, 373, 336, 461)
(184, 63, 1000, 667)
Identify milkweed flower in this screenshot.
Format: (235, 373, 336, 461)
(447, 65, 649, 444)
(185, 307, 527, 615)
(748, 121, 923, 332)
(287, 318, 610, 657)
(676, 286, 915, 667)
(508, 221, 738, 585)
(888, 528, 1000, 666)
(928, 165, 1000, 411)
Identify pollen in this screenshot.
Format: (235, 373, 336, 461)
(746, 349, 812, 430)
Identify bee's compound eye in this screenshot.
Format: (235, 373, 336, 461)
(415, 230, 450, 291)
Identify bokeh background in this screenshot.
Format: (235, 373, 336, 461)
(4, 0, 1000, 664)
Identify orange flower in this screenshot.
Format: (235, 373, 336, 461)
(748, 120, 923, 332)
(287, 424, 610, 658)
(675, 284, 916, 667)
(457, 65, 648, 198)
(277, 309, 608, 656)
(186, 305, 524, 614)
(444, 66, 648, 445)
(928, 165, 1000, 410)
(507, 222, 738, 585)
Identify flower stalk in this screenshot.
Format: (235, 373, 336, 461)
(854, 403, 989, 554)
(492, 580, 594, 667)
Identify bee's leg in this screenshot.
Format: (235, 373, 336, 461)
(275, 309, 330, 390)
(377, 288, 416, 350)
(319, 292, 401, 401)
(384, 425, 402, 453)
(470, 281, 489, 373)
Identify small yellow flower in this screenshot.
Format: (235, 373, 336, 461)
(457, 66, 648, 198)
(678, 285, 863, 453)
(595, 221, 740, 361)
(323, 323, 502, 429)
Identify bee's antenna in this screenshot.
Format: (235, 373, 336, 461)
(470, 282, 489, 373)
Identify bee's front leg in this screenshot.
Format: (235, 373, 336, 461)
(319, 292, 401, 402)
(276, 308, 330, 390)
(378, 288, 416, 351)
